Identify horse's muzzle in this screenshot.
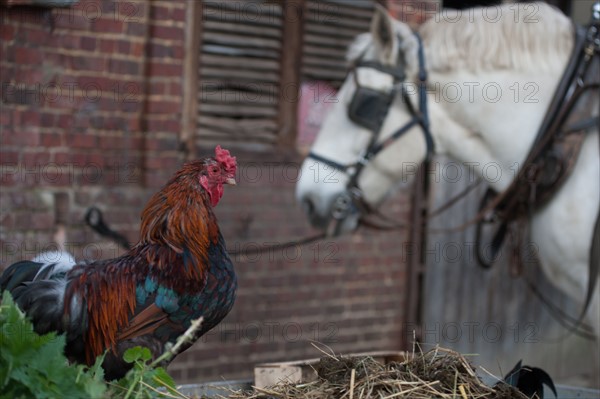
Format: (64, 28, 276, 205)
(300, 193, 360, 236)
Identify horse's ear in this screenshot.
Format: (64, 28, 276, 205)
(371, 3, 398, 64)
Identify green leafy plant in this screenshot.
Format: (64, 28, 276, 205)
(108, 346, 181, 399)
(0, 291, 106, 399)
(0, 291, 193, 399)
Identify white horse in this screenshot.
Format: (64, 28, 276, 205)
(296, 2, 599, 342)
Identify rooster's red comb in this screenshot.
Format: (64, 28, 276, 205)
(215, 145, 237, 174)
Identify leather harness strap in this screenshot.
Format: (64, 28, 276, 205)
(473, 18, 599, 337)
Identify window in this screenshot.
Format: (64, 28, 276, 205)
(187, 0, 376, 154)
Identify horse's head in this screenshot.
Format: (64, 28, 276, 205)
(296, 6, 430, 235)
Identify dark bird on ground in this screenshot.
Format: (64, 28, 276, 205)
(500, 360, 558, 399)
(0, 146, 238, 380)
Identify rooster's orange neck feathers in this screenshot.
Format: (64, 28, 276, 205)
(137, 162, 219, 285)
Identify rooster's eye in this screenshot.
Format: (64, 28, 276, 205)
(211, 167, 219, 174)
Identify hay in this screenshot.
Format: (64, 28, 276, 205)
(226, 348, 527, 399)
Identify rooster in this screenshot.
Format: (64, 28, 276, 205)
(0, 146, 237, 380)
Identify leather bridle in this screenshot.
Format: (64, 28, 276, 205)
(307, 33, 434, 233)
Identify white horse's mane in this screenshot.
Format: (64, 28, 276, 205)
(348, 2, 573, 73)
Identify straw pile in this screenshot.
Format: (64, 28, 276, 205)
(227, 347, 527, 399)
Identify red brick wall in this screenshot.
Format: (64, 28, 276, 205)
(1, 0, 412, 384)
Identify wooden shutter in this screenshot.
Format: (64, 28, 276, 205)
(196, 1, 284, 150)
(302, 0, 375, 88)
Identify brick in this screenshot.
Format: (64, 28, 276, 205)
(40, 112, 56, 127)
(53, 151, 87, 165)
(144, 155, 179, 170)
(126, 21, 147, 36)
(108, 59, 140, 75)
(171, 45, 184, 60)
(148, 61, 181, 76)
(85, 153, 106, 167)
(151, 25, 183, 41)
(147, 99, 180, 114)
(0, 151, 19, 164)
(130, 41, 144, 57)
(148, 82, 166, 95)
(23, 152, 51, 168)
(20, 110, 41, 127)
(75, 75, 113, 91)
(49, 34, 79, 50)
(68, 133, 97, 149)
(127, 117, 141, 131)
(71, 55, 106, 72)
(148, 42, 172, 58)
(53, 14, 91, 31)
(115, 1, 147, 22)
(172, 7, 186, 22)
(57, 114, 72, 129)
(98, 135, 121, 150)
(40, 132, 62, 147)
(117, 39, 130, 53)
(30, 212, 54, 229)
(119, 98, 142, 113)
(150, 5, 171, 20)
(169, 81, 182, 96)
(92, 18, 124, 33)
(1, 129, 39, 146)
(15, 47, 42, 64)
(0, 213, 15, 229)
(1, 24, 15, 41)
(80, 36, 96, 51)
(98, 38, 115, 53)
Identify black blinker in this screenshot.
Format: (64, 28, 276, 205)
(348, 87, 394, 132)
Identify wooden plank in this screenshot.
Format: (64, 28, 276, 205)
(402, 165, 428, 349)
(202, 31, 281, 50)
(200, 67, 280, 83)
(277, 0, 305, 148)
(198, 129, 278, 143)
(198, 80, 279, 96)
(203, 10, 283, 29)
(323, 0, 376, 9)
(199, 103, 278, 118)
(202, 44, 280, 59)
(204, 0, 283, 18)
(198, 129, 277, 141)
(304, 23, 364, 40)
(197, 119, 279, 142)
(303, 33, 358, 49)
(303, 55, 350, 69)
(182, 0, 204, 160)
(198, 115, 278, 132)
(302, 66, 347, 81)
(201, 54, 280, 71)
(303, 44, 349, 59)
(202, 19, 282, 38)
(306, 0, 373, 21)
(200, 89, 278, 106)
(194, 138, 277, 154)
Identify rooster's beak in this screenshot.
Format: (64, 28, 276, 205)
(225, 177, 236, 186)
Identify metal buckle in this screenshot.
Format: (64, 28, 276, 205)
(331, 192, 354, 220)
